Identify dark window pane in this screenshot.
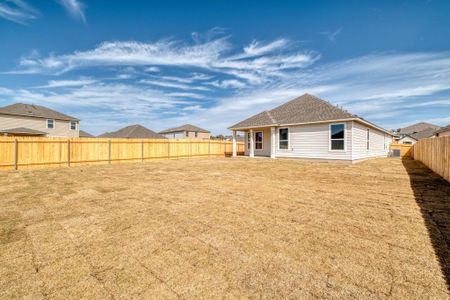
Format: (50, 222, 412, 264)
(331, 140, 344, 150)
(279, 141, 288, 149)
(331, 124, 344, 139)
(255, 132, 263, 142)
(279, 128, 288, 140)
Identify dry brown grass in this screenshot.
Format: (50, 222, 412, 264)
(0, 157, 449, 299)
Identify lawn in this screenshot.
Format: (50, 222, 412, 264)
(0, 157, 449, 299)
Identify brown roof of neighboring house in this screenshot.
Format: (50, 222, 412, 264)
(79, 130, 94, 138)
(0, 103, 79, 121)
(0, 127, 47, 136)
(159, 124, 210, 134)
(98, 124, 166, 139)
(409, 127, 438, 140)
(229, 94, 357, 130)
(434, 124, 450, 134)
(398, 122, 441, 135)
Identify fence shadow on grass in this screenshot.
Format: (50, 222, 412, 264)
(402, 158, 450, 290)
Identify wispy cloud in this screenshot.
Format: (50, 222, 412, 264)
(0, 0, 39, 24)
(35, 77, 96, 88)
(56, 0, 86, 23)
(320, 26, 343, 42)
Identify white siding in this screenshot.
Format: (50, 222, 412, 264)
(0, 114, 79, 137)
(351, 121, 391, 160)
(163, 131, 186, 139)
(275, 122, 353, 160)
(398, 136, 416, 144)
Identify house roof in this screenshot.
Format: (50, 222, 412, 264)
(98, 124, 166, 139)
(159, 124, 210, 134)
(434, 124, 450, 134)
(79, 130, 94, 138)
(0, 103, 79, 121)
(398, 122, 441, 135)
(0, 127, 47, 136)
(409, 127, 437, 140)
(229, 93, 392, 134)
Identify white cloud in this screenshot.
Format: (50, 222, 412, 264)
(56, 0, 86, 23)
(35, 77, 96, 88)
(320, 27, 343, 42)
(140, 79, 210, 91)
(0, 0, 39, 24)
(208, 79, 246, 89)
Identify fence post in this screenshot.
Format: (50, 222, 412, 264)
(189, 140, 192, 158)
(13, 139, 18, 170)
(108, 140, 111, 164)
(168, 140, 171, 159)
(223, 140, 226, 156)
(141, 140, 144, 162)
(208, 140, 211, 157)
(67, 139, 71, 167)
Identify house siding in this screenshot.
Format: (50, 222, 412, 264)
(275, 122, 353, 160)
(351, 121, 391, 160)
(163, 131, 211, 139)
(0, 114, 79, 137)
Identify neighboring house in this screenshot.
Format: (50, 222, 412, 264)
(228, 94, 394, 162)
(159, 124, 211, 139)
(434, 125, 450, 137)
(79, 130, 94, 138)
(0, 103, 80, 137)
(98, 124, 166, 139)
(396, 122, 440, 144)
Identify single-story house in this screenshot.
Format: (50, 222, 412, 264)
(159, 124, 211, 139)
(228, 94, 394, 162)
(434, 125, 450, 137)
(396, 135, 417, 145)
(98, 124, 166, 139)
(0, 103, 80, 137)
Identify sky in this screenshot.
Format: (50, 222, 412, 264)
(0, 0, 450, 135)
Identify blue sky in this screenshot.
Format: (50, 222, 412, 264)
(0, 0, 449, 135)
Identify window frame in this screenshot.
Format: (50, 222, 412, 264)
(329, 123, 346, 151)
(46, 119, 55, 129)
(69, 121, 77, 131)
(278, 127, 289, 150)
(254, 131, 263, 151)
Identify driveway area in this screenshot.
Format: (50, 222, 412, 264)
(0, 157, 449, 299)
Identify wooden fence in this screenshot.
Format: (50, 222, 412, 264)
(390, 142, 413, 158)
(413, 136, 450, 182)
(0, 137, 245, 171)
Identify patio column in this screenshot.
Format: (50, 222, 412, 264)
(249, 129, 255, 157)
(232, 130, 237, 157)
(270, 127, 276, 159)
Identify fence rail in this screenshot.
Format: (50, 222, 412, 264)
(0, 137, 245, 171)
(413, 136, 450, 182)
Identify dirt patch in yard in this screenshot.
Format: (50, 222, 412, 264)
(0, 157, 449, 299)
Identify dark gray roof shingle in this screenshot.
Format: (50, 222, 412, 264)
(159, 124, 210, 134)
(79, 130, 94, 138)
(229, 94, 356, 129)
(0, 127, 47, 136)
(98, 124, 166, 139)
(398, 122, 441, 135)
(0, 103, 79, 121)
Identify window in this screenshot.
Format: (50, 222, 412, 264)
(403, 141, 412, 145)
(255, 132, 263, 150)
(247, 132, 251, 149)
(70, 121, 77, 130)
(195, 132, 198, 138)
(330, 124, 345, 150)
(46, 119, 54, 129)
(185, 131, 189, 137)
(279, 128, 289, 149)
(367, 129, 370, 150)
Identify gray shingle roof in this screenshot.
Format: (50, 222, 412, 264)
(159, 124, 210, 134)
(79, 130, 94, 138)
(98, 124, 166, 139)
(0, 127, 47, 136)
(229, 94, 357, 129)
(409, 127, 438, 140)
(398, 122, 441, 135)
(434, 124, 450, 134)
(0, 103, 79, 121)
